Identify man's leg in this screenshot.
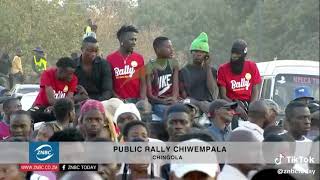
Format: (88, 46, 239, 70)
(8, 74, 14, 89)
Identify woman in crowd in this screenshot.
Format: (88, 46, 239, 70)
(79, 99, 118, 141)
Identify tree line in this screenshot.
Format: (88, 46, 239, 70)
(0, 0, 318, 74)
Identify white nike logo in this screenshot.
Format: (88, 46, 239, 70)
(2, 136, 10, 140)
(158, 84, 172, 96)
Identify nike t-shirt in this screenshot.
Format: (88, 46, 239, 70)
(0, 121, 10, 140)
(148, 59, 177, 98)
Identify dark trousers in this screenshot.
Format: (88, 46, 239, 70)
(9, 73, 24, 89)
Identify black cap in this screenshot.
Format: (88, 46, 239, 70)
(33, 47, 44, 53)
(209, 99, 238, 114)
(231, 39, 248, 55)
(182, 99, 199, 113)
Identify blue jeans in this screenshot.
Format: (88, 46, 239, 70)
(152, 104, 169, 121)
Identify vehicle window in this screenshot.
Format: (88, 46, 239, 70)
(274, 74, 319, 110)
(16, 87, 39, 94)
(260, 78, 272, 99)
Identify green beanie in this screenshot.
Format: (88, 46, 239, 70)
(190, 32, 209, 53)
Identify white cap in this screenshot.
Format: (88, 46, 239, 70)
(60, 172, 103, 180)
(171, 163, 219, 178)
(148, 137, 164, 143)
(171, 139, 219, 178)
(113, 103, 141, 124)
(101, 98, 124, 116)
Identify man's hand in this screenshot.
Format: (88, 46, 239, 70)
(235, 106, 248, 121)
(202, 55, 210, 69)
(76, 85, 88, 95)
(163, 97, 177, 105)
(45, 106, 54, 113)
(74, 85, 89, 103)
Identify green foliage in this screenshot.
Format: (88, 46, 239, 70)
(247, 0, 320, 60)
(135, 0, 319, 64)
(0, 0, 318, 75)
(0, 0, 86, 72)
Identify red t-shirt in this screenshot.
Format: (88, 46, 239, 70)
(0, 121, 10, 140)
(217, 60, 262, 101)
(33, 68, 78, 107)
(106, 51, 144, 99)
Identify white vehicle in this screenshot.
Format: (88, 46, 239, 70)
(10, 84, 40, 98)
(257, 60, 319, 111)
(20, 91, 38, 111)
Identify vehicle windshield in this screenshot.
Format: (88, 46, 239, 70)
(16, 87, 39, 94)
(273, 74, 319, 111)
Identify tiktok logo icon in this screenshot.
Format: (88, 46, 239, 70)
(274, 153, 285, 165)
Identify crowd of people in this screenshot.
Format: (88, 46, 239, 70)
(0, 46, 47, 89)
(0, 24, 319, 180)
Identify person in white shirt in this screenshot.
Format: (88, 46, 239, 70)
(262, 133, 307, 173)
(234, 100, 274, 141)
(218, 130, 262, 180)
(285, 101, 312, 142)
(285, 101, 312, 172)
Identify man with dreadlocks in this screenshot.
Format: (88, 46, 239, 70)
(106, 25, 146, 103)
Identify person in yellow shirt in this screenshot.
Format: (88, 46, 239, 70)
(84, 18, 93, 34)
(9, 48, 24, 88)
(32, 47, 47, 76)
